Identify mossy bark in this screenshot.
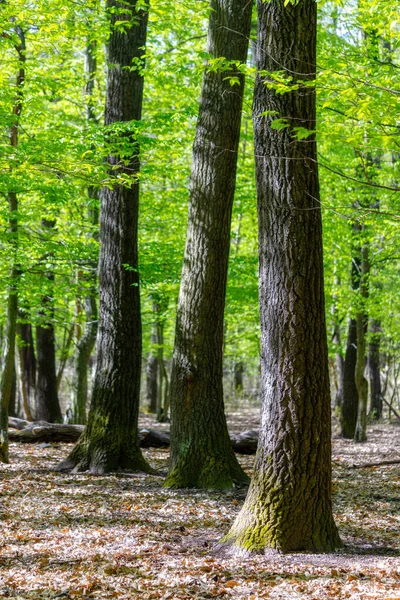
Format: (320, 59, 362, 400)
(164, 0, 253, 490)
(57, 0, 151, 474)
(222, 0, 341, 552)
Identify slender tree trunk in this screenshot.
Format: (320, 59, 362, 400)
(16, 318, 35, 421)
(340, 318, 358, 436)
(222, 0, 341, 552)
(369, 319, 382, 419)
(72, 294, 98, 424)
(340, 226, 361, 438)
(57, 0, 152, 474)
(164, 0, 253, 489)
(0, 26, 26, 462)
(146, 353, 158, 414)
(354, 245, 370, 442)
(71, 37, 100, 424)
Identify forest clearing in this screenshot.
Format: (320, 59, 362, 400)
(1, 412, 400, 599)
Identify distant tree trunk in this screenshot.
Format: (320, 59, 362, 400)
(35, 299, 62, 423)
(17, 318, 35, 421)
(164, 0, 253, 489)
(369, 319, 382, 419)
(72, 293, 98, 424)
(222, 0, 341, 552)
(146, 353, 158, 414)
(35, 219, 62, 423)
(340, 225, 361, 438)
(0, 26, 26, 462)
(354, 245, 370, 442)
(340, 318, 358, 436)
(8, 364, 18, 418)
(57, 0, 152, 474)
(234, 362, 244, 393)
(71, 37, 99, 425)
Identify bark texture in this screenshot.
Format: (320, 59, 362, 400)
(57, 0, 151, 474)
(164, 0, 253, 489)
(223, 0, 341, 552)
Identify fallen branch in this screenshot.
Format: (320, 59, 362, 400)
(8, 419, 259, 454)
(351, 459, 400, 469)
(383, 397, 400, 421)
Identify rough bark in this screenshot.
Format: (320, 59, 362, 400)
(222, 0, 341, 552)
(164, 0, 253, 489)
(368, 319, 382, 419)
(57, 0, 152, 474)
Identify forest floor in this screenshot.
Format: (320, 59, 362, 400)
(1, 408, 400, 599)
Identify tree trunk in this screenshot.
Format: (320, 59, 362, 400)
(340, 225, 361, 438)
(164, 0, 253, 489)
(17, 317, 35, 421)
(369, 319, 382, 419)
(71, 36, 100, 424)
(72, 294, 98, 424)
(222, 0, 341, 552)
(146, 353, 158, 414)
(35, 224, 62, 424)
(57, 0, 152, 474)
(0, 26, 26, 462)
(340, 318, 359, 437)
(354, 245, 370, 442)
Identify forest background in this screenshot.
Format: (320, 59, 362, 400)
(0, 0, 399, 428)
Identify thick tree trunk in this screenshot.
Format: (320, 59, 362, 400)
(164, 0, 253, 489)
(57, 0, 152, 474)
(369, 319, 382, 419)
(222, 0, 341, 552)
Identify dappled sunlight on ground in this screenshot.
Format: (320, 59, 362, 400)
(0, 415, 399, 598)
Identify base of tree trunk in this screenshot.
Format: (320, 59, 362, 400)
(163, 451, 249, 489)
(220, 492, 342, 554)
(55, 432, 155, 475)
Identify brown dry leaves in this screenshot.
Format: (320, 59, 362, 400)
(1, 416, 400, 599)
